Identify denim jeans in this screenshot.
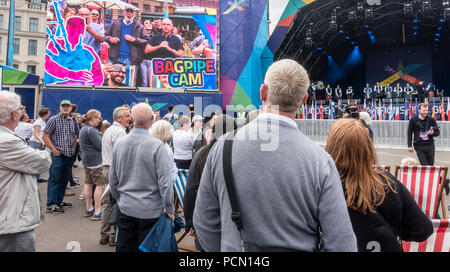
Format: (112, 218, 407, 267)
(117, 56, 132, 67)
(29, 141, 44, 180)
(47, 154, 73, 208)
(140, 59, 152, 87)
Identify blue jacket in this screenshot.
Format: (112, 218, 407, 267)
(139, 214, 184, 252)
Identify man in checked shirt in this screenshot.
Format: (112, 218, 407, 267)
(43, 100, 79, 214)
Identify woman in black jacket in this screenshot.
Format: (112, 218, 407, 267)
(183, 115, 237, 250)
(325, 118, 433, 252)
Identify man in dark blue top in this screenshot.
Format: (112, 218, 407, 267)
(104, 4, 148, 66)
(145, 18, 184, 59)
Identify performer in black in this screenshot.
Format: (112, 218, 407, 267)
(334, 84, 342, 101)
(407, 103, 440, 165)
(325, 84, 333, 102)
(415, 81, 425, 102)
(345, 86, 354, 100)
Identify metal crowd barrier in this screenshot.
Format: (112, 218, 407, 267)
(235, 118, 450, 151)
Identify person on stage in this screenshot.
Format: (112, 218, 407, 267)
(335, 85, 342, 101)
(407, 103, 440, 165)
(363, 83, 372, 101)
(385, 84, 393, 99)
(374, 82, 383, 100)
(325, 84, 333, 102)
(404, 83, 414, 100)
(415, 81, 425, 102)
(346, 86, 354, 100)
(394, 83, 403, 99)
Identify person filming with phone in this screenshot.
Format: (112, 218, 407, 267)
(407, 103, 440, 165)
(103, 62, 127, 87)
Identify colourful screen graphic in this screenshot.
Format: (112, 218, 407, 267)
(45, 1, 217, 90)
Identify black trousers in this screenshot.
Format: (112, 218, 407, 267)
(415, 144, 435, 165)
(116, 210, 158, 252)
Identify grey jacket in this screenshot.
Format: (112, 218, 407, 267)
(0, 127, 51, 235)
(193, 114, 357, 252)
(79, 124, 103, 167)
(109, 129, 174, 219)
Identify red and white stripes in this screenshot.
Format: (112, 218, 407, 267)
(403, 219, 450, 252)
(398, 165, 442, 218)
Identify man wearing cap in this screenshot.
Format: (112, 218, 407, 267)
(192, 115, 203, 137)
(43, 100, 80, 213)
(145, 18, 184, 59)
(104, 4, 148, 67)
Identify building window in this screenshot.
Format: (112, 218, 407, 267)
(29, 18, 39, 32)
(0, 0, 6, 6)
(155, 6, 162, 13)
(14, 38, 20, 55)
(0, 37, 2, 53)
(143, 4, 150, 13)
(14, 16, 21, 31)
(28, 40, 37, 56)
(0, 14, 3, 29)
(27, 65, 36, 75)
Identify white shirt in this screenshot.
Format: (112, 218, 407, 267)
(102, 122, 127, 166)
(29, 118, 46, 143)
(14, 122, 33, 140)
(173, 129, 195, 160)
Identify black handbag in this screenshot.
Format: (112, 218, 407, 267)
(222, 131, 323, 252)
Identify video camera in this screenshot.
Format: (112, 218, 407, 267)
(345, 104, 359, 119)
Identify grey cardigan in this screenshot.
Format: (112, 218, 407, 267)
(194, 114, 357, 252)
(79, 124, 103, 167)
(109, 129, 174, 219)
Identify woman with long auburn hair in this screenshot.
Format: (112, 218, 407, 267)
(325, 118, 433, 252)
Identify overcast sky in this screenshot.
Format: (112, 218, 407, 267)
(268, 0, 290, 35)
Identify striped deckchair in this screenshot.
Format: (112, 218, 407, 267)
(403, 219, 450, 252)
(173, 169, 199, 252)
(394, 165, 448, 219)
(174, 169, 188, 211)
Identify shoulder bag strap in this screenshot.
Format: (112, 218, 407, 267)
(222, 131, 245, 251)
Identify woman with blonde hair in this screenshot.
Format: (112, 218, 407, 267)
(359, 111, 373, 140)
(325, 118, 432, 252)
(150, 120, 178, 183)
(79, 109, 105, 220)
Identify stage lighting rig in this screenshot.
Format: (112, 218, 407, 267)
(330, 13, 338, 30)
(445, 8, 450, 20)
(404, 3, 414, 17)
(349, 10, 357, 21)
(443, 1, 450, 8)
(357, 2, 364, 13)
(422, 1, 431, 13)
(365, 8, 373, 24)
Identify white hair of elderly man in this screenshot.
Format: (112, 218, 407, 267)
(131, 103, 154, 128)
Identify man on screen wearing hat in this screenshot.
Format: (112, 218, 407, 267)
(43, 100, 79, 214)
(104, 4, 148, 67)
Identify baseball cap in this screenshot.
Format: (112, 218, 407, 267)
(192, 115, 203, 122)
(60, 100, 72, 106)
(124, 4, 136, 12)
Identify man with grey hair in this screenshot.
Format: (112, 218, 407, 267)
(194, 59, 357, 252)
(0, 91, 51, 252)
(109, 103, 174, 251)
(99, 106, 131, 246)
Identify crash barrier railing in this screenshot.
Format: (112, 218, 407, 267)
(234, 119, 450, 151)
